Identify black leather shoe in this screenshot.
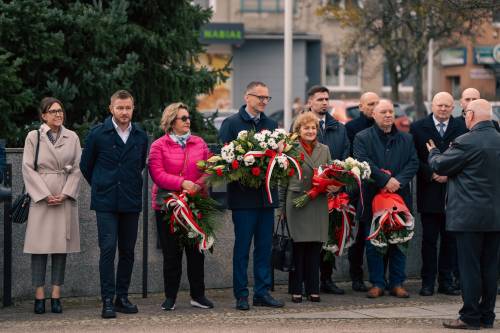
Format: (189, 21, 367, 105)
(0, 185, 11, 201)
(443, 319, 479, 330)
(51, 298, 62, 313)
(352, 280, 368, 292)
(34, 299, 45, 314)
(115, 295, 138, 314)
(161, 298, 176, 311)
(253, 294, 284, 308)
(438, 285, 461, 296)
(101, 297, 116, 319)
(419, 286, 434, 296)
(236, 297, 249, 311)
(321, 280, 345, 295)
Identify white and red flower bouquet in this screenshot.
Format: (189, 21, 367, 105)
(366, 191, 415, 254)
(157, 189, 221, 252)
(293, 157, 371, 208)
(322, 192, 357, 256)
(197, 129, 303, 203)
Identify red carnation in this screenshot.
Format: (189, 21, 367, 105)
(232, 160, 239, 170)
(251, 167, 261, 176)
(216, 168, 223, 176)
(300, 152, 305, 161)
(288, 168, 295, 176)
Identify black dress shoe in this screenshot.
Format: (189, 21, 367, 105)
(101, 297, 116, 319)
(236, 297, 249, 311)
(34, 299, 45, 314)
(352, 280, 368, 292)
(161, 298, 176, 311)
(291, 295, 302, 303)
(438, 285, 461, 296)
(320, 280, 345, 295)
(443, 319, 479, 330)
(253, 294, 284, 308)
(419, 286, 434, 296)
(307, 295, 321, 302)
(51, 298, 62, 313)
(115, 295, 138, 314)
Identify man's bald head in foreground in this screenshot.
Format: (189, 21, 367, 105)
(460, 88, 480, 111)
(464, 99, 492, 130)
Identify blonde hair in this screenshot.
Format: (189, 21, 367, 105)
(293, 112, 319, 133)
(160, 102, 189, 132)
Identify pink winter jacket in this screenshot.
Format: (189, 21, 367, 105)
(149, 134, 209, 210)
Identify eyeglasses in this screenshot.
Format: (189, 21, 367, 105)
(175, 115, 191, 122)
(44, 109, 64, 115)
(462, 109, 474, 117)
(247, 94, 272, 103)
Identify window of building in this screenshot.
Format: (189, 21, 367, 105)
(382, 61, 414, 92)
(325, 53, 360, 90)
(241, 0, 284, 13)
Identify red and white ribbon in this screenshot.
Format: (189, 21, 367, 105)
(366, 210, 414, 242)
(328, 193, 356, 256)
(244, 149, 302, 204)
(165, 192, 210, 251)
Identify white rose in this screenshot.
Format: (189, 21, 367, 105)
(237, 130, 248, 140)
(351, 166, 361, 178)
(243, 155, 255, 166)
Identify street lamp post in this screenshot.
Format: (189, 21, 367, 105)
(284, 0, 293, 131)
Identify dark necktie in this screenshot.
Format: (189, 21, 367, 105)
(438, 122, 445, 137)
(319, 120, 325, 130)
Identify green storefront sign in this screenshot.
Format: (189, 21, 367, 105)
(199, 23, 245, 45)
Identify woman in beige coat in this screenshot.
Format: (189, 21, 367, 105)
(282, 112, 341, 303)
(22, 97, 82, 314)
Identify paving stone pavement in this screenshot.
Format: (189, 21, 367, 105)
(1, 280, 499, 332)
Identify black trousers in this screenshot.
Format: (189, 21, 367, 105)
(319, 249, 334, 282)
(156, 210, 205, 299)
(420, 213, 457, 288)
(290, 242, 322, 295)
(455, 231, 500, 327)
(348, 217, 366, 282)
(96, 211, 139, 299)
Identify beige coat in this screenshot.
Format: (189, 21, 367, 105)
(23, 124, 82, 254)
(285, 143, 331, 243)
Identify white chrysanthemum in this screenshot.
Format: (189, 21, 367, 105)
(187, 231, 197, 239)
(237, 130, 248, 140)
(259, 141, 267, 149)
(254, 133, 265, 142)
(275, 128, 287, 135)
(221, 143, 236, 163)
(261, 129, 271, 136)
(268, 138, 278, 150)
(243, 155, 255, 166)
(351, 166, 361, 178)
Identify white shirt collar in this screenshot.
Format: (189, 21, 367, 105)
(432, 114, 450, 127)
(112, 117, 132, 143)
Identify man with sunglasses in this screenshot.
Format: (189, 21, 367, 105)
(219, 81, 284, 311)
(80, 90, 148, 319)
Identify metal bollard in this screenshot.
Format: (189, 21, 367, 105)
(3, 164, 13, 307)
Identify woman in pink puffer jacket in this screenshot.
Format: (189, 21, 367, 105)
(148, 102, 212, 311)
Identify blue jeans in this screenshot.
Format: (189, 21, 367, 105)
(365, 240, 406, 289)
(232, 208, 274, 299)
(96, 211, 139, 299)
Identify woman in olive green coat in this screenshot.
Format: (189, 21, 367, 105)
(283, 112, 341, 303)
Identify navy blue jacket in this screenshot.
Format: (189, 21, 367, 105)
(80, 117, 148, 212)
(410, 114, 467, 213)
(218, 105, 279, 209)
(353, 125, 419, 221)
(317, 112, 350, 160)
(345, 113, 374, 150)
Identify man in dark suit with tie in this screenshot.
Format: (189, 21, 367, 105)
(428, 99, 500, 330)
(410, 92, 467, 297)
(80, 90, 148, 318)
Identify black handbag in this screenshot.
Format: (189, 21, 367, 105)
(10, 130, 40, 224)
(272, 215, 294, 272)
